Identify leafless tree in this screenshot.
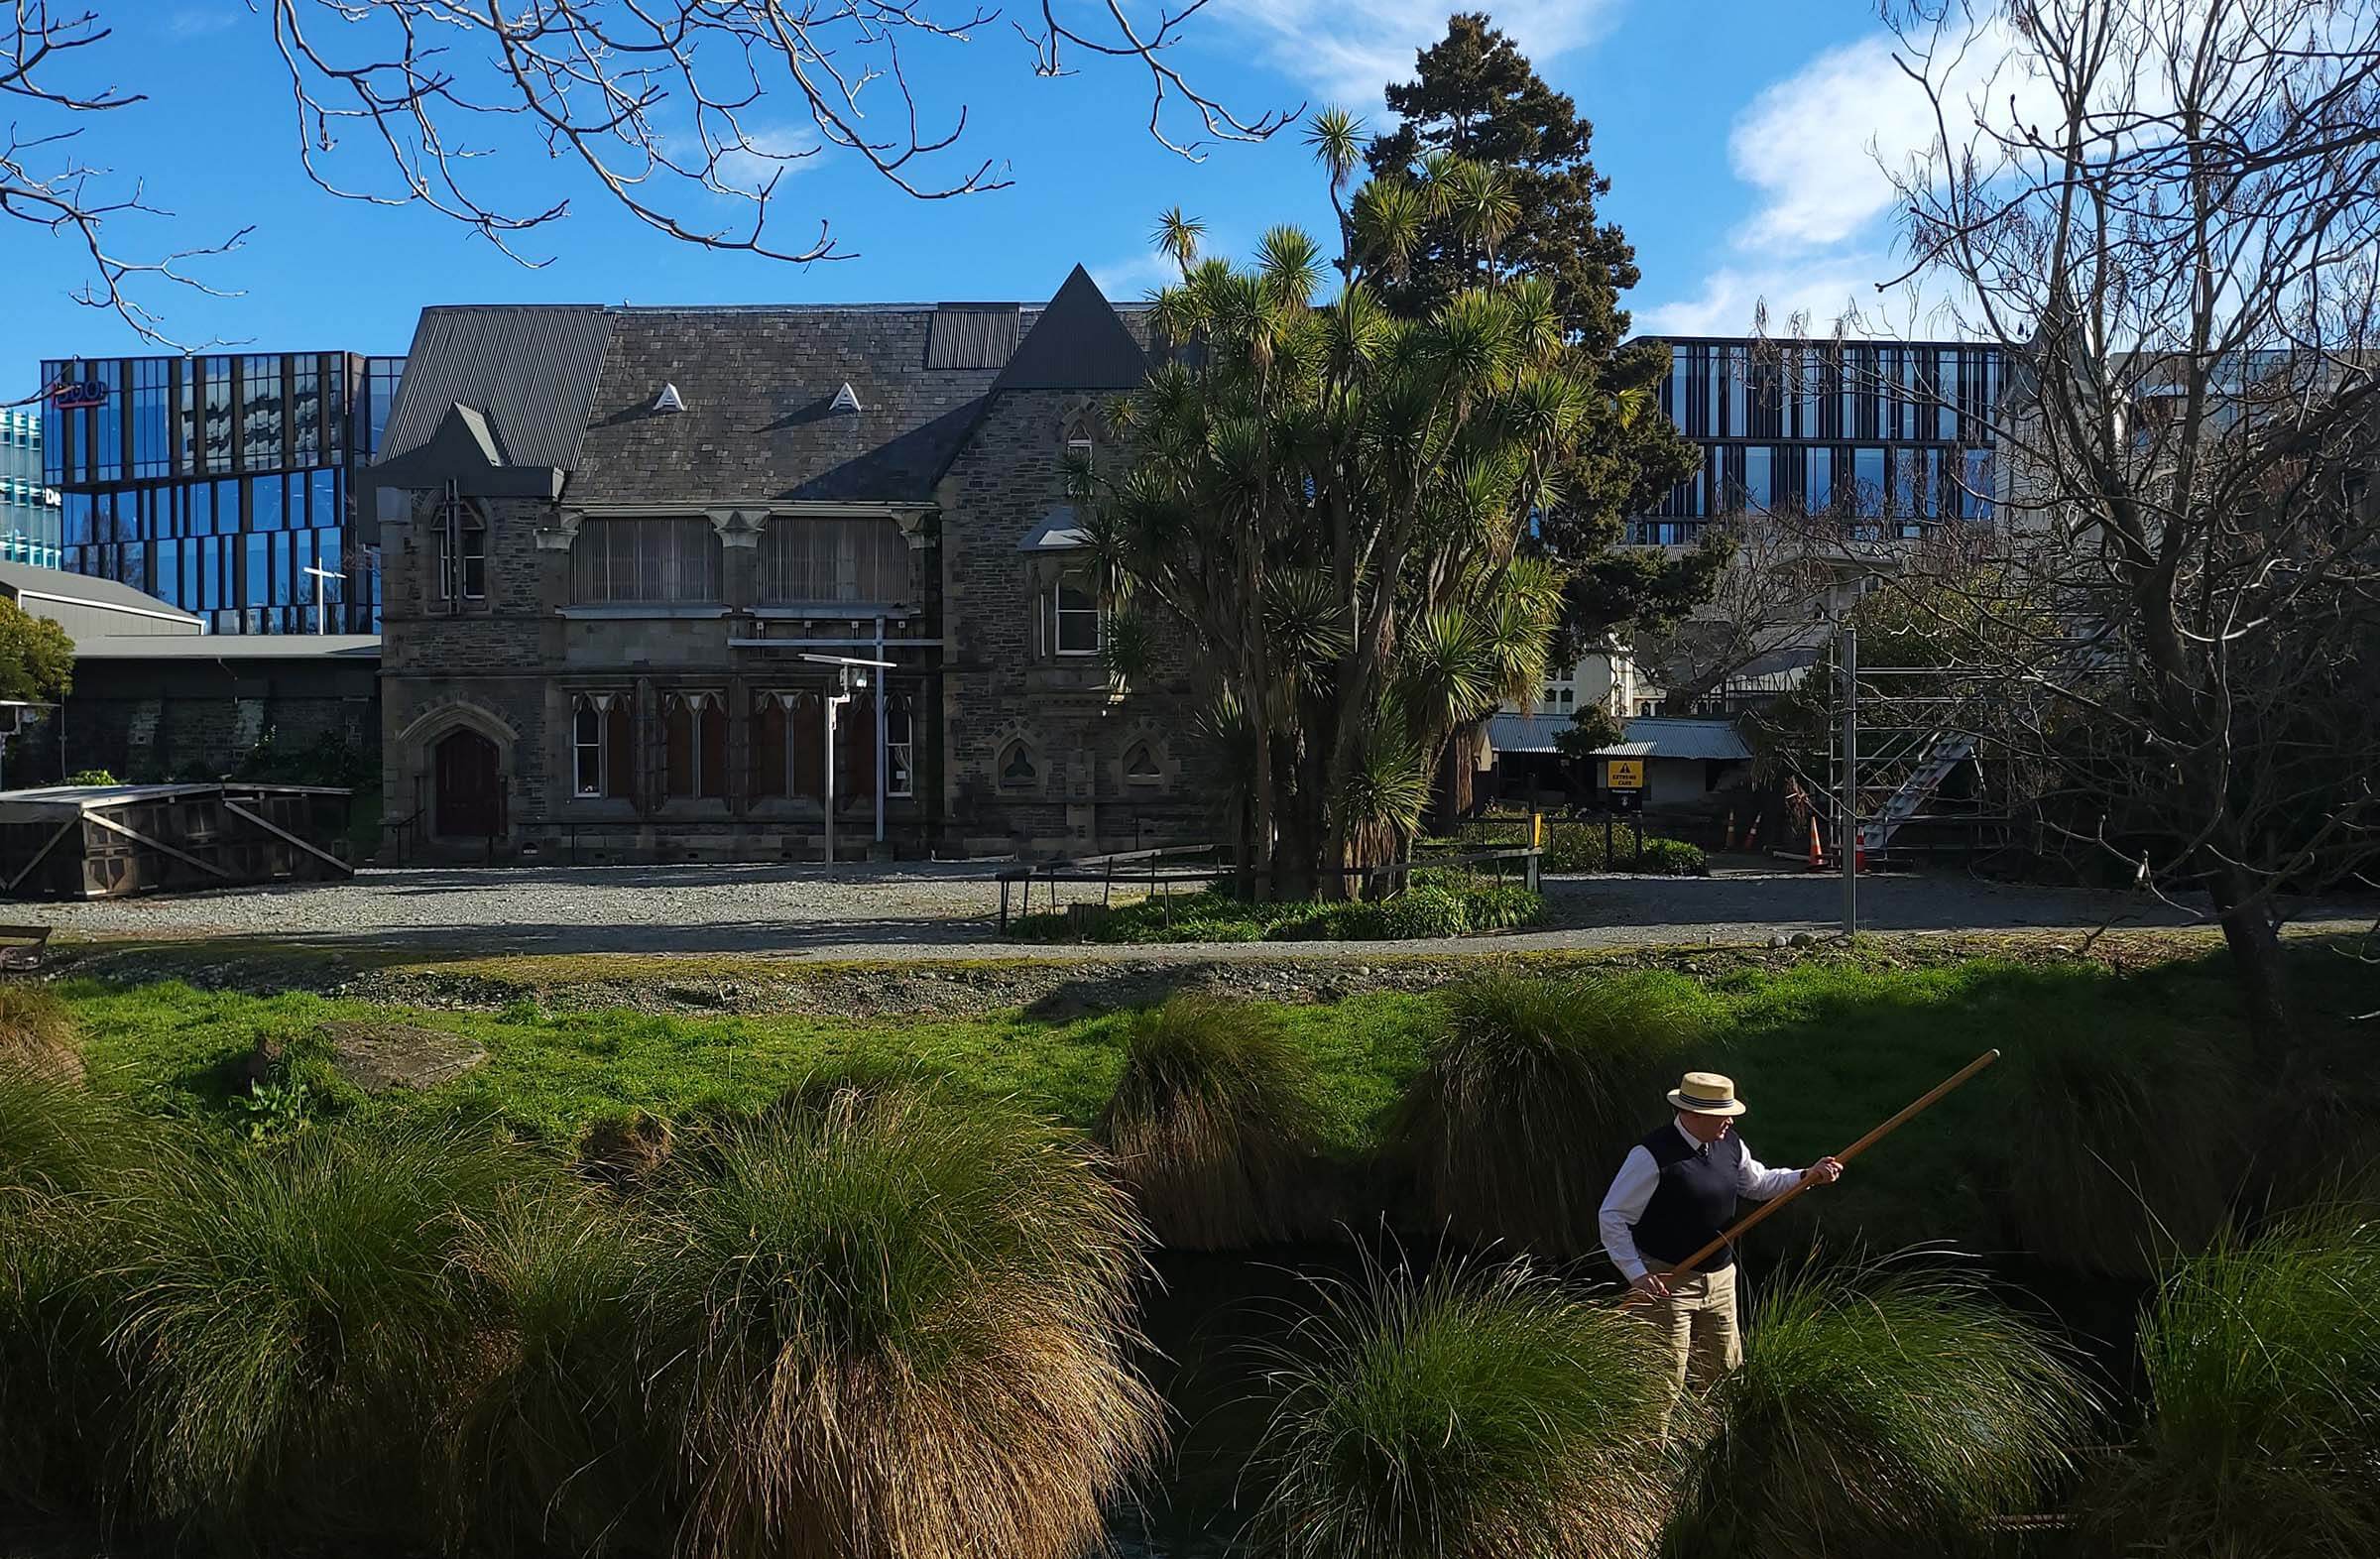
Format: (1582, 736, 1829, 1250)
(1633, 506, 1863, 713)
(5, 0, 1294, 347)
(1873, 0, 2380, 1042)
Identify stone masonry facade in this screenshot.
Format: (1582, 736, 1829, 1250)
(374, 273, 1221, 863)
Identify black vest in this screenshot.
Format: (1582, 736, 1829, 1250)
(1628, 1126, 1741, 1272)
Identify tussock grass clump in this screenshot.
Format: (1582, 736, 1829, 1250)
(2000, 1018, 2243, 1276)
(1250, 1255, 1680, 1559)
(446, 1184, 666, 1555)
(107, 1115, 519, 1541)
(1098, 995, 1331, 1248)
(0, 1069, 146, 1507)
(2083, 1207, 2380, 1557)
(642, 1076, 1159, 1559)
(1392, 971, 1713, 1255)
(1671, 1258, 2098, 1557)
(0, 985, 82, 1081)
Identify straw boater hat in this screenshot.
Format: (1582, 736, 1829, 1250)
(1668, 1071, 1747, 1118)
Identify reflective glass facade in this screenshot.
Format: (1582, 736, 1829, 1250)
(1629, 338, 2003, 546)
(0, 407, 61, 567)
(41, 351, 406, 632)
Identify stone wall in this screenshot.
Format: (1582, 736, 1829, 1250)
(935, 387, 1220, 857)
(44, 656, 377, 785)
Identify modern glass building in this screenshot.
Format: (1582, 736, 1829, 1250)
(39, 352, 406, 632)
(1627, 337, 2004, 546)
(0, 406, 61, 568)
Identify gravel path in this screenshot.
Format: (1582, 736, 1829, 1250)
(26, 859, 2361, 960)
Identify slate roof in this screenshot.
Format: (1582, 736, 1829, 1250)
(379, 270, 1153, 509)
(566, 306, 1007, 506)
(376, 305, 613, 473)
(994, 266, 1150, 392)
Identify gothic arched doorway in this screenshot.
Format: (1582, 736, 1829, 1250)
(433, 727, 503, 839)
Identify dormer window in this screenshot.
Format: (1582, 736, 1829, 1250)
(654, 383, 685, 414)
(831, 382, 863, 414)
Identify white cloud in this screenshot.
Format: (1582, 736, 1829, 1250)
(1214, 0, 1623, 109)
(1638, 254, 1968, 339)
(168, 7, 239, 37)
(712, 124, 823, 193)
(1645, 17, 2045, 338)
(1727, 38, 1926, 252)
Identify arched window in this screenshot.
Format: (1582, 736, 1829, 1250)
(1123, 741, 1160, 785)
(663, 691, 728, 799)
(570, 691, 634, 799)
(998, 741, 1038, 790)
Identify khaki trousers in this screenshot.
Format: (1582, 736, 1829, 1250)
(1638, 1259, 1741, 1396)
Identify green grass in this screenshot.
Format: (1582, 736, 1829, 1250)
(45, 942, 2379, 1266)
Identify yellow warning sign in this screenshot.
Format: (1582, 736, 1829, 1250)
(1605, 758, 1646, 790)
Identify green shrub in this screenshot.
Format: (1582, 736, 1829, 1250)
(1250, 1255, 1680, 1559)
(1391, 972, 1714, 1257)
(2082, 1207, 2380, 1557)
(1465, 819, 1708, 875)
(640, 1076, 1159, 1559)
(64, 768, 117, 785)
(1671, 1259, 2098, 1557)
(108, 1115, 519, 1541)
(1011, 871, 1545, 944)
(1098, 995, 1331, 1249)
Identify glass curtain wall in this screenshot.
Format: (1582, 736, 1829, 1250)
(40, 351, 402, 630)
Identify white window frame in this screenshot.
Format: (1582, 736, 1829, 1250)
(886, 695, 914, 798)
(439, 511, 487, 602)
(571, 693, 615, 797)
(1053, 567, 1101, 657)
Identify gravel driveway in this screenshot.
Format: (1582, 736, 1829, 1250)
(25, 859, 2356, 960)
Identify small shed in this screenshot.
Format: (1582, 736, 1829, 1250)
(1486, 714, 1755, 809)
(0, 783, 355, 899)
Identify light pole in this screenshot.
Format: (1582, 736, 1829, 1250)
(302, 563, 342, 634)
(801, 654, 894, 870)
(1839, 623, 1858, 939)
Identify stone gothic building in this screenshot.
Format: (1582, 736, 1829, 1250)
(370, 268, 1213, 863)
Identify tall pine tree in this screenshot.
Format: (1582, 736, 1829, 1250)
(1368, 14, 1716, 655)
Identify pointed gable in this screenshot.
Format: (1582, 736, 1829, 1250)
(993, 266, 1148, 393)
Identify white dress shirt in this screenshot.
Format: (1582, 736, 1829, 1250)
(1597, 1119, 1805, 1281)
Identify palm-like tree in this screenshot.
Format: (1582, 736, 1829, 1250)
(1090, 120, 1600, 896)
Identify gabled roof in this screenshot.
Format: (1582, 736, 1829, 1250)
(372, 402, 571, 498)
(993, 266, 1148, 392)
(375, 305, 614, 474)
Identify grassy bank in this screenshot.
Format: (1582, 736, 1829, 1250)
(51, 942, 2376, 1260)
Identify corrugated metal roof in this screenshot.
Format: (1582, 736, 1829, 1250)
(926, 305, 1020, 369)
(376, 305, 613, 473)
(994, 266, 1148, 391)
(0, 561, 201, 625)
(1486, 713, 1752, 761)
(72, 634, 381, 660)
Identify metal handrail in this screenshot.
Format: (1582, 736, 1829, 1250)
(995, 844, 1544, 932)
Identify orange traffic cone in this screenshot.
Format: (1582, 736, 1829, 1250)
(1807, 817, 1826, 872)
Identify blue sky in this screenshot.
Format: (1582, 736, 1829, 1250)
(7, 0, 1933, 377)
